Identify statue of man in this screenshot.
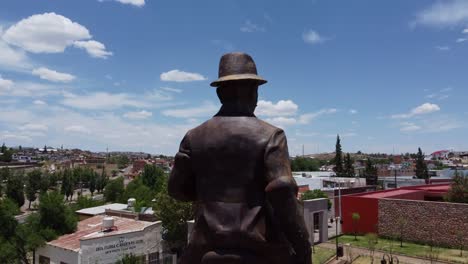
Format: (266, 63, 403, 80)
(169, 52, 311, 264)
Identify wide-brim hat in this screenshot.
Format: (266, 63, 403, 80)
(210, 52, 267, 87)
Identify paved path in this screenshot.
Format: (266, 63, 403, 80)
(317, 242, 449, 264)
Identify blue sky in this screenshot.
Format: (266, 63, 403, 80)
(0, 0, 467, 155)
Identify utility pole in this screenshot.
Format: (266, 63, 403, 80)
(394, 168, 397, 189)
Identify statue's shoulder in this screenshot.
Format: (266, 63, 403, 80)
(256, 118, 283, 133)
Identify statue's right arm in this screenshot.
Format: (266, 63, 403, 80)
(264, 129, 312, 264)
(168, 132, 196, 202)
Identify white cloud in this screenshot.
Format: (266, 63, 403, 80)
(435, 46, 450, 51)
(123, 110, 153, 120)
(298, 108, 337, 124)
(73, 40, 113, 59)
(2, 13, 91, 53)
(19, 123, 48, 132)
(400, 122, 421, 132)
(456, 38, 467, 43)
(349, 109, 358, 114)
(33, 100, 47, 106)
(99, 0, 145, 7)
(0, 37, 31, 70)
(240, 20, 265, 33)
(391, 103, 441, 119)
(62, 92, 147, 110)
(162, 101, 218, 118)
(413, 0, 468, 27)
(5, 81, 61, 97)
(464, 28, 468, 33)
(32, 67, 76, 82)
(0, 76, 14, 93)
(302, 30, 326, 45)
(64, 125, 91, 134)
(160, 70, 206, 82)
(161, 87, 182, 93)
(256, 100, 298, 117)
(264, 117, 297, 128)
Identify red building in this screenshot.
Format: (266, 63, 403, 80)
(340, 184, 450, 234)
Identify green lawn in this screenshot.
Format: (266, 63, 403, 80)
(353, 256, 412, 264)
(312, 246, 336, 264)
(335, 235, 468, 264)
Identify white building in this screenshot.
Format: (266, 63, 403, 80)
(35, 215, 163, 264)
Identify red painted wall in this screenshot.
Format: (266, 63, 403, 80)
(341, 196, 378, 234)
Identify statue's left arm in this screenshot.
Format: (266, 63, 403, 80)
(168, 132, 196, 201)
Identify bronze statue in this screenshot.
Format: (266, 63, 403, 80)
(169, 52, 311, 264)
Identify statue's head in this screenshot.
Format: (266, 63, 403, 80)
(211, 52, 267, 113)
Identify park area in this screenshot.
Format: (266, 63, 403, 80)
(328, 235, 468, 264)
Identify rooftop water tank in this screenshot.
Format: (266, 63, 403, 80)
(102, 216, 114, 230)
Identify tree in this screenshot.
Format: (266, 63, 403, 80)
(154, 175, 194, 251)
(141, 164, 165, 193)
(0, 167, 11, 197)
(363, 158, 378, 186)
(344, 153, 355, 177)
(352, 212, 360, 240)
(290, 157, 320, 171)
(415, 147, 429, 180)
(104, 177, 125, 202)
(116, 254, 144, 264)
(300, 189, 332, 210)
(0, 143, 6, 153)
(122, 178, 156, 212)
(397, 217, 407, 247)
(0, 149, 12, 162)
(333, 135, 344, 176)
(61, 169, 74, 201)
(38, 191, 77, 235)
(25, 170, 42, 209)
(6, 171, 25, 207)
(39, 172, 50, 193)
(89, 171, 97, 196)
(445, 170, 468, 203)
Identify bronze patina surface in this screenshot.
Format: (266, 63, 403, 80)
(169, 52, 311, 264)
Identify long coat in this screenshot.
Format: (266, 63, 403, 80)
(168, 113, 312, 264)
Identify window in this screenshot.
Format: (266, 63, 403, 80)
(39, 256, 50, 264)
(148, 252, 160, 264)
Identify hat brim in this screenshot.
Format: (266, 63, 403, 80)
(210, 74, 267, 87)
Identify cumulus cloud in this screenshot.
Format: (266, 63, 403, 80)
(19, 123, 48, 132)
(0, 37, 31, 70)
(32, 67, 76, 82)
(391, 103, 440, 119)
(255, 100, 298, 117)
(264, 117, 297, 128)
(99, 0, 145, 7)
(64, 125, 91, 134)
(73, 40, 113, 59)
(33, 100, 47, 106)
(240, 20, 265, 33)
(162, 101, 218, 118)
(0, 76, 14, 93)
(62, 92, 147, 110)
(302, 30, 326, 44)
(435, 46, 450, 51)
(400, 122, 421, 132)
(123, 110, 153, 120)
(349, 109, 358, 114)
(413, 0, 468, 27)
(161, 87, 182, 93)
(2, 13, 91, 53)
(160, 70, 206, 82)
(298, 108, 337, 124)
(2, 13, 111, 59)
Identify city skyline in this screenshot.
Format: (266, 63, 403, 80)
(1, 0, 468, 155)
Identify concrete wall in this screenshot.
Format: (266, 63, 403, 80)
(341, 196, 379, 234)
(378, 199, 468, 248)
(35, 245, 78, 264)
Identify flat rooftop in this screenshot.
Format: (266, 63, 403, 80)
(345, 183, 451, 200)
(75, 203, 128, 216)
(48, 215, 157, 252)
